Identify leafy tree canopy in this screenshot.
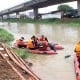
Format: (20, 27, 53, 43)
(57, 4, 73, 13)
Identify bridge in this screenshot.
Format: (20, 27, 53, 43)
(0, 0, 79, 19)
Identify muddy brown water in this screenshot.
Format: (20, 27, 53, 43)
(0, 22, 80, 80)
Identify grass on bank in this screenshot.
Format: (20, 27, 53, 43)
(1, 18, 61, 24)
(11, 47, 34, 59)
(0, 28, 32, 59)
(1, 18, 80, 26)
(12, 48, 33, 59)
(0, 28, 14, 44)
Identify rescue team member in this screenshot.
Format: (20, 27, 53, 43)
(38, 40, 49, 51)
(74, 41, 80, 63)
(31, 35, 39, 49)
(38, 35, 56, 52)
(27, 35, 49, 50)
(16, 37, 26, 48)
(38, 35, 48, 51)
(26, 36, 36, 49)
(38, 35, 48, 42)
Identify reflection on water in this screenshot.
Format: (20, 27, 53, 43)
(0, 22, 80, 80)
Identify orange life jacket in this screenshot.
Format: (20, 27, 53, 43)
(38, 41, 49, 51)
(75, 43, 80, 57)
(42, 41, 48, 46)
(38, 36, 48, 42)
(16, 39, 24, 46)
(27, 40, 35, 49)
(39, 37, 45, 41)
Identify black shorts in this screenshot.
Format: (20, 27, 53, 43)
(18, 45, 26, 48)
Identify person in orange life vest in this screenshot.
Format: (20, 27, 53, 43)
(26, 36, 36, 50)
(74, 41, 80, 63)
(38, 35, 56, 52)
(38, 40, 49, 51)
(39, 35, 48, 42)
(31, 35, 39, 49)
(16, 37, 26, 48)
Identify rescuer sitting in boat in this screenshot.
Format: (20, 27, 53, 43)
(74, 41, 80, 63)
(31, 35, 39, 49)
(26, 35, 56, 52)
(38, 35, 49, 51)
(15, 37, 26, 48)
(38, 35, 48, 42)
(26, 35, 48, 51)
(26, 36, 38, 50)
(38, 40, 50, 51)
(38, 35, 56, 52)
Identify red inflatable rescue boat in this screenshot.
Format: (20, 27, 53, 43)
(13, 42, 63, 55)
(27, 49, 57, 55)
(54, 44, 64, 50)
(74, 55, 80, 80)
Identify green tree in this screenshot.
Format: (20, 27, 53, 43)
(57, 4, 73, 13)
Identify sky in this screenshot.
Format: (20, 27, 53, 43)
(39, 1, 77, 13)
(0, 0, 77, 14)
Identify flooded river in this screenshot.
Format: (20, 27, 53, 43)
(0, 22, 80, 80)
